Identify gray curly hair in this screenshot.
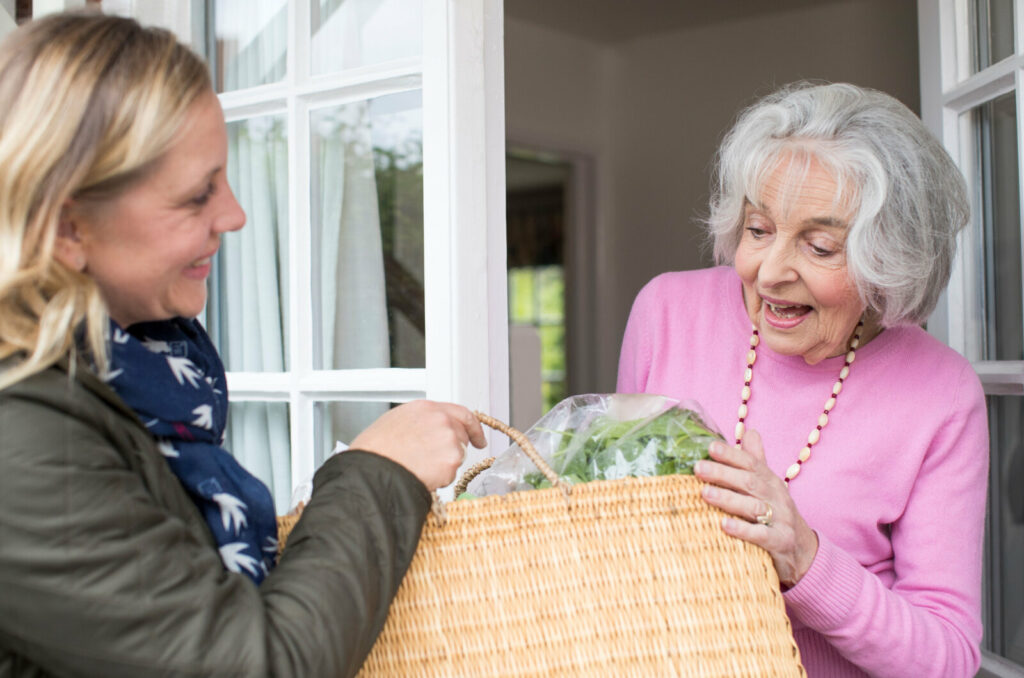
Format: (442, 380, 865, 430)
(706, 82, 969, 327)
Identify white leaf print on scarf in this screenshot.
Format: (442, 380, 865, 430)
(167, 356, 202, 388)
(156, 440, 179, 458)
(142, 337, 172, 354)
(212, 492, 248, 535)
(219, 543, 260, 577)
(191, 404, 213, 429)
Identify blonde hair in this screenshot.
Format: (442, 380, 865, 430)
(0, 11, 212, 390)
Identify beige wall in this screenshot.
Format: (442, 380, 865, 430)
(505, 0, 919, 393)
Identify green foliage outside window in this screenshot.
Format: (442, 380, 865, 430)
(509, 265, 566, 412)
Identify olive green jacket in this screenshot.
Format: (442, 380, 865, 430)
(0, 359, 431, 677)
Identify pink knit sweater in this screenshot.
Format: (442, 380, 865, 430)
(617, 267, 987, 677)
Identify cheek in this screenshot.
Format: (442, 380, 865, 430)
(809, 270, 860, 313)
(733, 245, 758, 285)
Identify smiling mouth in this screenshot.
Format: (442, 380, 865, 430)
(189, 256, 212, 268)
(765, 301, 812, 319)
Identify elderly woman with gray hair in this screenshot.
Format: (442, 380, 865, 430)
(618, 82, 987, 677)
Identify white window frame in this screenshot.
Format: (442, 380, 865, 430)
(920, 1, 1024, 675)
(108, 0, 509, 499)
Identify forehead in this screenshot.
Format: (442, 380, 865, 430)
(748, 149, 857, 225)
(149, 91, 226, 184)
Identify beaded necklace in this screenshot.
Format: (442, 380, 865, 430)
(735, 320, 864, 483)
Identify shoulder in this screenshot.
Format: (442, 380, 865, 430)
(0, 361, 144, 462)
(878, 326, 978, 385)
(637, 266, 734, 298)
(867, 325, 985, 423)
(632, 267, 736, 315)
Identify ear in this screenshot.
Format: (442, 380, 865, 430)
(54, 203, 87, 272)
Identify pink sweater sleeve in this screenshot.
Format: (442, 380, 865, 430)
(616, 280, 655, 394)
(783, 362, 987, 677)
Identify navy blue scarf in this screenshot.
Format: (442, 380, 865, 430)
(103, 318, 277, 584)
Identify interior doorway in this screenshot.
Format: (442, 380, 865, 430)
(505, 152, 571, 431)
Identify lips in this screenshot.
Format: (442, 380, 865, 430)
(759, 295, 813, 329)
(765, 301, 811, 319)
(182, 252, 216, 280)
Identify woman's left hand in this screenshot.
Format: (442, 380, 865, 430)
(694, 430, 819, 589)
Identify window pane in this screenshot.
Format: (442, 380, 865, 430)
(224, 401, 291, 513)
(508, 269, 536, 323)
(986, 396, 1024, 663)
(311, 0, 423, 76)
(208, 114, 290, 372)
(971, 94, 1022, 360)
(195, 0, 288, 93)
(310, 90, 424, 370)
(314, 401, 396, 467)
(538, 265, 565, 323)
(971, 0, 1015, 74)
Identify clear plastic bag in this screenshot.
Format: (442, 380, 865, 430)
(465, 393, 723, 497)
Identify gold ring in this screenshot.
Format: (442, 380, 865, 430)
(755, 503, 773, 527)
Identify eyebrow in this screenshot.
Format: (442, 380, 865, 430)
(179, 167, 222, 201)
(745, 200, 848, 229)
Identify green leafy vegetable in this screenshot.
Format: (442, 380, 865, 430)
(521, 407, 721, 490)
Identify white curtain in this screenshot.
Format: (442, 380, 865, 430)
(212, 0, 390, 510)
(214, 0, 291, 511)
(221, 115, 292, 511)
(313, 102, 391, 446)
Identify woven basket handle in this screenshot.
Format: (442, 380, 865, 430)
(432, 411, 569, 523)
(471, 411, 566, 490)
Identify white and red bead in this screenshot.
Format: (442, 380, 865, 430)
(736, 321, 864, 484)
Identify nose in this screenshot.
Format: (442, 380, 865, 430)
(757, 238, 798, 287)
(215, 181, 247, 234)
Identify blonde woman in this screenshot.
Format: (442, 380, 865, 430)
(0, 12, 483, 677)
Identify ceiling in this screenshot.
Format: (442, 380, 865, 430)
(504, 0, 858, 44)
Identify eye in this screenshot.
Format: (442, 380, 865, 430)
(191, 182, 216, 207)
(807, 240, 840, 258)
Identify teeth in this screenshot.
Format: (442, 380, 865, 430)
(767, 302, 806, 318)
(190, 257, 210, 267)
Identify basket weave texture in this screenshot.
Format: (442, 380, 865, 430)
(278, 411, 805, 677)
(356, 474, 803, 677)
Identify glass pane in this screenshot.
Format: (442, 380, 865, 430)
(538, 266, 565, 323)
(971, 0, 1015, 73)
(971, 94, 1022, 361)
(311, 0, 423, 76)
(223, 401, 291, 513)
(310, 90, 424, 370)
(314, 401, 397, 467)
(208, 114, 290, 372)
(986, 396, 1024, 664)
(508, 269, 536, 323)
(195, 0, 288, 93)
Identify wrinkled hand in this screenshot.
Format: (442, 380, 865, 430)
(349, 400, 487, 491)
(694, 430, 818, 588)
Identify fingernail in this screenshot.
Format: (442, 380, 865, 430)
(694, 461, 705, 475)
(702, 485, 717, 500)
(722, 517, 735, 530)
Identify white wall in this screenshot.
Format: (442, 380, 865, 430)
(506, 0, 920, 393)
(504, 16, 618, 395)
(0, 1, 15, 38)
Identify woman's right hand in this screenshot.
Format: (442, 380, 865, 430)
(349, 400, 487, 491)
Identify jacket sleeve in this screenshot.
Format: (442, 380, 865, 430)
(0, 385, 431, 678)
(782, 363, 987, 677)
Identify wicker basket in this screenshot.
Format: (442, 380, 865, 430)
(279, 412, 805, 677)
